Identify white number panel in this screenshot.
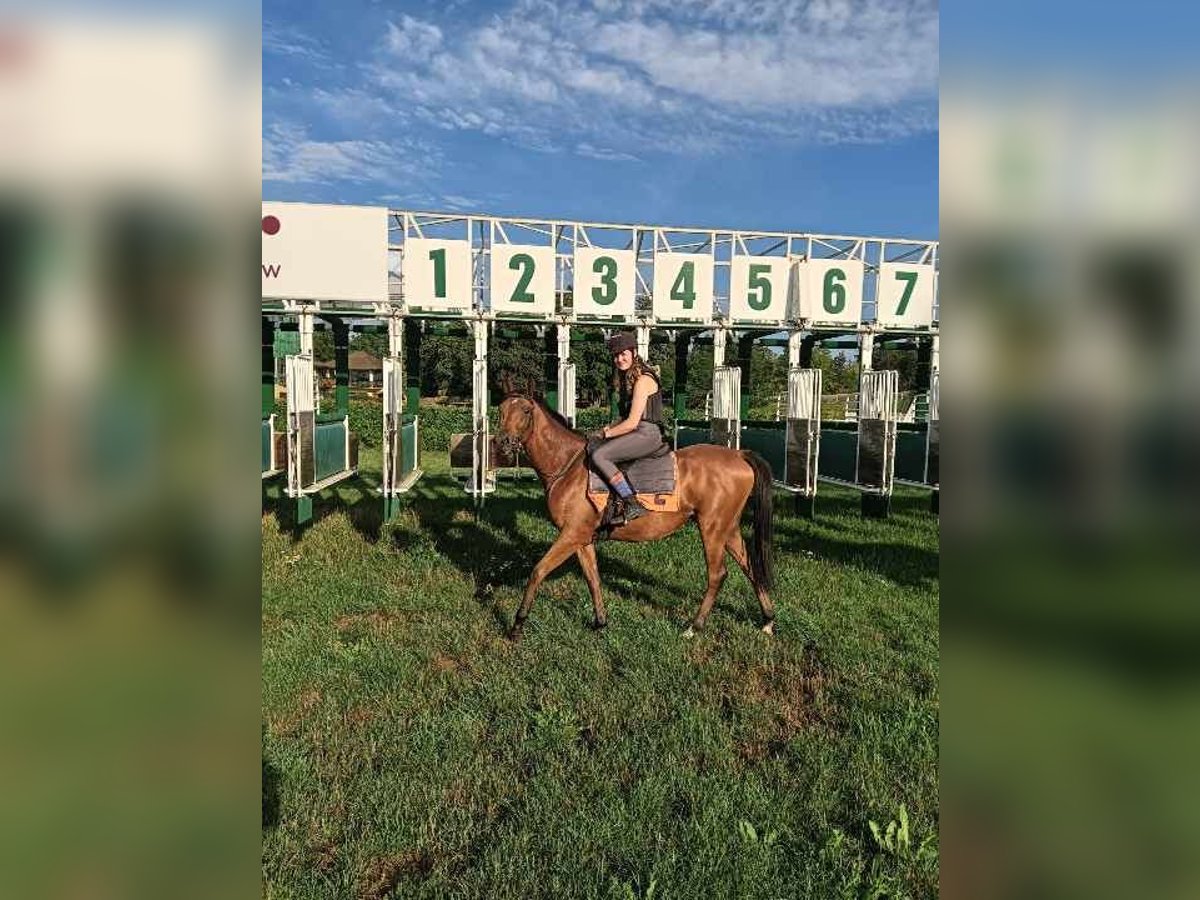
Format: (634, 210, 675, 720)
(401, 238, 473, 312)
(875, 263, 935, 328)
(652, 252, 713, 322)
(729, 256, 792, 323)
(798, 259, 864, 326)
(490, 244, 556, 315)
(572, 247, 635, 318)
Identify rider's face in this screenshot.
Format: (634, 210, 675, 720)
(613, 349, 633, 371)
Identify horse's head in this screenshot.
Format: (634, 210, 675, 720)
(497, 393, 537, 458)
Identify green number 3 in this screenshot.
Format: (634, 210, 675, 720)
(592, 256, 617, 305)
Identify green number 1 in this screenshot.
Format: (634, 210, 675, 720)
(509, 253, 535, 303)
(670, 261, 696, 309)
(592, 255, 617, 305)
(428, 248, 446, 298)
(894, 270, 917, 316)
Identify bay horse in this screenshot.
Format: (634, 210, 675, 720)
(496, 394, 776, 640)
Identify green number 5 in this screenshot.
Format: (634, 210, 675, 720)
(747, 264, 772, 311)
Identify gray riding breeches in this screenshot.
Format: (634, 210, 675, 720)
(590, 422, 664, 481)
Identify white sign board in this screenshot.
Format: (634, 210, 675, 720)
(729, 256, 793, 323)
(402, 238, 473, 312)
(261, 202, 388, 303)
(798, 259, 864, 326)
(572, 247, 636, 318)
(875, 263, 936, 329)
(653, 252, 713, 322)
(490, 244, 556, 315)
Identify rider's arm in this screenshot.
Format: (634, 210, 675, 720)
(603, 376, 654, 438)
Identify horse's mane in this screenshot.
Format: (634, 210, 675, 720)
(504, 392, 585, 438)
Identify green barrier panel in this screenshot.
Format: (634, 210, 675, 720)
(895, 423, 929, 483)
(739, 421, 787, 482)
(675, 420, 712, 450)
(315, 422, 347, 482)
(820, 423, 857, 482)
(261, 418, 271, 473)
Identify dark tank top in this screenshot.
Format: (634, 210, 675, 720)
(618, 370, 664, 425)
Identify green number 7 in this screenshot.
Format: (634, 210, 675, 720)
(894, 270, 918, 316)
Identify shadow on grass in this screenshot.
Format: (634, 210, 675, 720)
(393, 471, 768, 631)
(262, 753, 281, 830)
(261, 475, 387, 541)
(774, 523, 938, 589)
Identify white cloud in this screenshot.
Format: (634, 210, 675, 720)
(263, 122, 440, 186)
(361, 0, 936, 156)
(385, 15, 444, 62)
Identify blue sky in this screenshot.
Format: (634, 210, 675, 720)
(264, 0, 938, 239)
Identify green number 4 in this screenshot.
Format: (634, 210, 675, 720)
(894, 270, 918, 316)
(670, 261, 696, 309)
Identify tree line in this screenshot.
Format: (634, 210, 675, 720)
(311, 329, 918, 408)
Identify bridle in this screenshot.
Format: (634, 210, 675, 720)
(503, 398, 584, 500)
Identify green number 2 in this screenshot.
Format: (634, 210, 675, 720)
(428, 247, 446, 298)
(670, 261, 696, 309)
(592, 255, 617, 305)
(823, 268, 846, 314)
(509, 253, 535, 303)
(747, 264, 772, 311)
(894, 270, 918, 316)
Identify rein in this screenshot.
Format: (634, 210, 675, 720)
(542, 445, 585, 498)
(509, 399, 585, 499)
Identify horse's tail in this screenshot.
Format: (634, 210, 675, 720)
(741, 450, 775, 592)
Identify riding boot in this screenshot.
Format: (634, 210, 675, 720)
(622, 496, 651, 521)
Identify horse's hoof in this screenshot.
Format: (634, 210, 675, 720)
(591, 617, 608, 631)
(761, 621, 776, 636)
(682, 625, 696, 639)
(507, 625, 524, 642)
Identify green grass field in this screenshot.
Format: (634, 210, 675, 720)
(262, 450, 939, 899)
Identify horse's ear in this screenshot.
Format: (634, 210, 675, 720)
(525, 376, 537, 399)
(499, 371, 515, 397)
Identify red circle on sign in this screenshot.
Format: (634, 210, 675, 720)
(262, 215, 281, 235)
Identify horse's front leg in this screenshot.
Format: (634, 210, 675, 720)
(576, 543, 607, 629)
(508, 530, 589, 640)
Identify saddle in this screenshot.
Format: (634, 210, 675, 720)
(584, 439, 680, 536)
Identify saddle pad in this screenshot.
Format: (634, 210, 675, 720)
(587, 453, 680, 514)
(587, 450, 677, 495)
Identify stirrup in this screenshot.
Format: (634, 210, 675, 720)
(622, 497, 650, 521)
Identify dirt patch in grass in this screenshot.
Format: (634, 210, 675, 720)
(345, 705, 377, 728)
(359, 850, 434, 900)
(267, 688, 323, 738)
(706, 650, 832, 762)
(309, 837, 339, 874)
(430, 651, 466, 674)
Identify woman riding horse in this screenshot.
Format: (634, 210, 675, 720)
(589, 332, 666, 522)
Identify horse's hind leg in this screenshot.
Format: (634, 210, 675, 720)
(726, 531, 776, 634)
(576, 544, 608, 630)
(684, 519, 729, 637)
